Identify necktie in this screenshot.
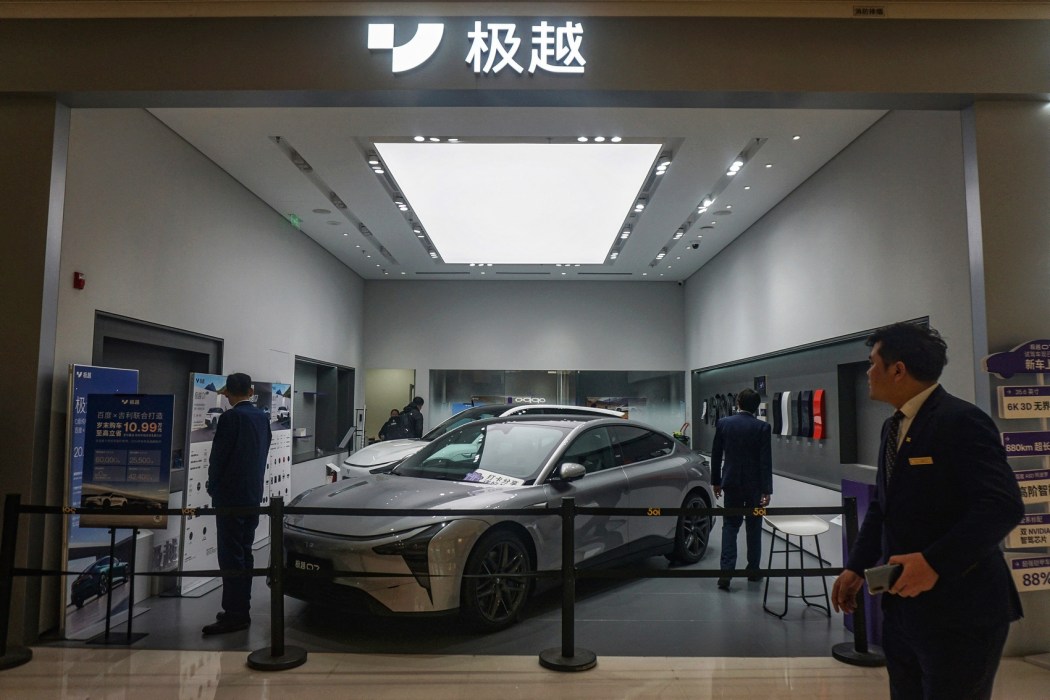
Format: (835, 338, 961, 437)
(884, 410, 905, 480)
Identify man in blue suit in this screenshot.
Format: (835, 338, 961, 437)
(204, 372, 272, 635)
(832, 323, 1024, 700)
(711, 388, 772, 590)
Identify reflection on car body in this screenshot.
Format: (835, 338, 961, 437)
(342, 403, 625, 478)
(284, 415, 713, 631)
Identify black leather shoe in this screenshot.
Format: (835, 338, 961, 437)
(746, 570, 763, 582)
(717, 578, 731, 591)
(202, 617, 250, 635)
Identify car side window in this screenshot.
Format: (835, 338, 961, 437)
(611, 426, 674, 466)
(561, 427, 615, 473)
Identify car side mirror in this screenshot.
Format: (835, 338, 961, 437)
(555, 462, 587, 482)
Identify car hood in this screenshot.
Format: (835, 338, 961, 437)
(286, 473, 544, 537)
(344, 440, 426, 468)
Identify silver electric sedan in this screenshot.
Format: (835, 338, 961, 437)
(284, 415, 713, 631)
(342, 402, 625, 477)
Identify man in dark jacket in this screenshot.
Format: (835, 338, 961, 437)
(204, 372, 272, 635)
(832, 323, 1024, 699)
(711, 387, 772, 590)
(401, 396, 425, 438)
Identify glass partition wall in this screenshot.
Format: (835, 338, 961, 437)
(430, 369, 685, 435)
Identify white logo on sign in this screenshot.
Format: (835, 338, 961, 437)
(368, 23, 445, 73)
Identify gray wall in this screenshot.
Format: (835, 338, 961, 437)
(363, 279, 686, 430)
(685, 111, 976, 407)
(42, 108, 365, 632)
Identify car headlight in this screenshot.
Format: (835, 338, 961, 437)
(372, 523, 449, 598)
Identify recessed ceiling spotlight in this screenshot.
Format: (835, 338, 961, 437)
(594, 136, 606, 143)
(766, 163, 773, 168)
(673, 229, 684, 240)
(367, 155, 380, 165)
(413, 136, 425, 142)
(480, 271, 485, 275)
(574, 264, 581, 267)
(343, 232, 348, 237)
(373, 168, 385, 174)
(366, 254, 372, 258)
(702, 197, 714, 207)
(429, 137, 440, 142)
(376, 263, 381, 267)
(792, 135, 801, 140)
(561, 271, 567, 275)
(726, 170, 737, 176)
(327, 221, 339, 225)
(448, 138, 459, 143)
(642, 272, 647, 276)
(744, 186, 751, 190)
(634, 200, 646, 212)
(401, 271, 406, 275)
(620, 230, 630, 239)
(577, 136, 588, 143)
(676, 256, 681, 260)
(726, 205, 733, 210)
(313, 208, 331, 214)
(611, 136, 622, 143)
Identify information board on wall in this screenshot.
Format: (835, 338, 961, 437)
(180, 373, 292, 595)
(1010, 556, 1050, 593)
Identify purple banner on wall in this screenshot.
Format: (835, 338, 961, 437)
(1001, 431, 1050, 457)
(983, 339, 1050, 378)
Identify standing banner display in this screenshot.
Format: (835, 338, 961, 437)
(180, 373, 292, 595)
(80, 393, 174, 529)
(64, 364, 138, 638)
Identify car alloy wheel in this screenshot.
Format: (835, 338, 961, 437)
(669, 490, 711, 565)
(461, 529, 532, 631)
(98, 576, 108, 596)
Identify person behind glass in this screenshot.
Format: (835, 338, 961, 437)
(203, 372, 272, 636)
(831, 322, 1024, 700)
(401, 396, 425, 438)
(711, 387, 772, 591)
(378, 408, 400, 441)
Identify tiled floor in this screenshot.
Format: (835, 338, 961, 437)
(2, 647, 1049, 699)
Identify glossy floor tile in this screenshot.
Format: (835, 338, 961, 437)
(2, 647, 1049, 699)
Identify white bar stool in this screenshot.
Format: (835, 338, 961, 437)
(762, 514, 831, 618)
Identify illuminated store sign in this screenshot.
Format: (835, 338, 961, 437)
(369, 20, 586, 75)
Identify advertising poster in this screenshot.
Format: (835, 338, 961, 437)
(1010, 555, 1050, 593)
(997, 386, 1050, 420)
(64, 364, 138, 638)
(1007, 514, 1050, 549)
(1001, 431, 1050, 458)
(180, 373, 292, 595)
(80, 393, 174, 529)
(1016, 469, 1050, 505)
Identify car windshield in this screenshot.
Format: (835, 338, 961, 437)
(395, 422, 571, 485)
(421, 405, 510, 441)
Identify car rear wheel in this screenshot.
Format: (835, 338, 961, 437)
(98, 576, 109, 596)
(668, 490, 711, 565)
(460, 529, 532, 632)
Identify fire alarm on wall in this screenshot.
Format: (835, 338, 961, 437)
(73, 272, 85, 289)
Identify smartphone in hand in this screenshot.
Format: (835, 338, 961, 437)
(864, 563, 903, 594)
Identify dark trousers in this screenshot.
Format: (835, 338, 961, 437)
(215, 512, 260, 621)
(719, 488, 764, 574)
(883, 602, 1010, 700)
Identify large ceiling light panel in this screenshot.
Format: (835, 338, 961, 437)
(375, 142, 662, 265)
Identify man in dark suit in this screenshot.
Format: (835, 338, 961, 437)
(832, 323, 1024, 699)
(711, 388, 773, 590)
(204, 372, 272, 635)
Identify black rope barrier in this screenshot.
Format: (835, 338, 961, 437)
(0, 491, 876, 674)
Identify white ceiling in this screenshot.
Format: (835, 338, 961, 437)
(150, 106, 885, 282)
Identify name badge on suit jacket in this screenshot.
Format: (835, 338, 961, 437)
(908, 456, 934, 466)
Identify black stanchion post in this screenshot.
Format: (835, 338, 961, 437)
(832, 495, 886, 667)
(0, 494, 32, 670)
(248, 497, 307, 671)
(539, 496, 596, 672)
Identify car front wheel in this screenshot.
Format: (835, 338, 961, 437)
(668, 490, 711, 565)
(460, 529, 533, 632)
